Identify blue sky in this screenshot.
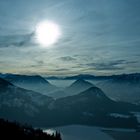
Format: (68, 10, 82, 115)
(0, 0, 140, 76)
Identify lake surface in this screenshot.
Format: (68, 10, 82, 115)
(43, 125, 114, 140)
(43, 125, 140, 140)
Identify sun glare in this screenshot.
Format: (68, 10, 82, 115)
(35, 21, 61, 47)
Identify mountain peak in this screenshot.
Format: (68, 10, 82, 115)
(3, 74, 58, 95)
(64, 79, 94, 96)
(5, 74, 50, 84)
(79, 86, 108, 99)
(76, 78, 87, 82)
(71, 79, 93, 87)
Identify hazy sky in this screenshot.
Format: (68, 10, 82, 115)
(0, 0, 140, 76)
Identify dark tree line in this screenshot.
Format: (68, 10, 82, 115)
(0, 118, 61, 140)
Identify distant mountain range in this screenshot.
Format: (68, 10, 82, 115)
(47, 73, 140, 103)
(0, 73, 140, 103)
(1, 73, 140, 81)
(0, 74, 58, 95)
(96, 74, 140, 103)
(45, 73, 140, 80)
(0, 77, 140, 128)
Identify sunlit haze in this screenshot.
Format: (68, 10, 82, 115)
(0, 0, 140, 76)
(35, 21, 61, 47)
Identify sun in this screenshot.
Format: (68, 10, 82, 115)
(35, 21, 61, 47)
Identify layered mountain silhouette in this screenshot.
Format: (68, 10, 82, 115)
(49, 79, 94, 98)
(59, 73, 140, 104)
(53, 86, 139, 113)
(1, 73, 140, 102)
(65, 79, 94, 94)
(0, 77, 140, 128)
(49, 86, 140, 128)
(53, 86, 114, 111)
(4, 74, 58, 95)
(60, 73, 140, 81)
(111, 73, 140, 84)
(63, 74, 97, 80)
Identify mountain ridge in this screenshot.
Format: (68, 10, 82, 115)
(2, 74, 59, 95)
(48, 79, 95, 98)
(0, 77, 140, 128)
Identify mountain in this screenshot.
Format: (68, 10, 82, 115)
(48, 79, 94, 98)
(0, 78, 53, 124)
(45, 76, 62, 80)
(64, 79, 94, 95)
(52, 87, 140, 128)
(64, 74, 96, 80)
(54, 87, 113, 111)
(110, 73, 140, 84)
(97, 74, 140, 103)
(4, 74, 58, 95)
(46, 74, 108, 80)
(0, 77, 140, 128)
(49, 73, 140, 80)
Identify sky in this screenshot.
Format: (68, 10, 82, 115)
(0, 0, 140, 76)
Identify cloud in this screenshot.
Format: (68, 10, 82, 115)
(29, 60, 45, 68)
(85, 60, 137, 71)
(59, 56, 76, 61)
(54, 68, 70, 71)
(36, 60, 44, 64)
(0, 32, 35, 47)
